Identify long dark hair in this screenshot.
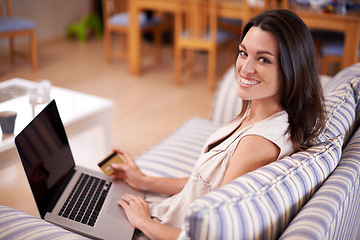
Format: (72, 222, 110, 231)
(238, 9, 326, 150)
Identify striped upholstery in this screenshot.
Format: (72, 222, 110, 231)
(210, 66, 242, 124)
(310, 83, 356, 146)
(0, 205, 89, 240)
(319, 63, 360, 128)
(178, 64, 360, 239)
(1, 63, 360, 239)
(136, 118, 222, 178)
(178, 134, 343, 239)
(136, 65, 240, 177)
(354, 77, 360, 124)
(280, 126, 360, 239)
(322, 62, 360, 96)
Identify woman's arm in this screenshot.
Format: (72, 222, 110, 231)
(221, 135, 280, 187)
(111, 149, 188, 195)
(140, 176, 189, 195)
(118, 194, 181, 240)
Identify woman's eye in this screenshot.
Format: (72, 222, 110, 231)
(259, 57, 270, 64)
(239, 50, 247, 57)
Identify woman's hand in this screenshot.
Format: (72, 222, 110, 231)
(118, 194, 151, 229)
(111, 149, 188, 195)
(118, 194, 181, 240)
(110, 149, 146, 190)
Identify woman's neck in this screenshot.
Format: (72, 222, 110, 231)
(243, 101, 283, 126)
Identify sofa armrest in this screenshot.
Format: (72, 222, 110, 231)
(280, 126, 360, 239)
(210, 66, 242, 124)
(322, 62, 360, 96)
(178, 135, 343, 239)
(0, 205, 88, 240)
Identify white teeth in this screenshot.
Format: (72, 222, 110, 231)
(240, 77, 259, 86)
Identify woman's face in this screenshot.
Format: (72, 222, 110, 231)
(235, 27, 282, 106)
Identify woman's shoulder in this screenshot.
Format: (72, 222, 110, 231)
(253, 110, 289, 130)
(247, 110, 294, 159)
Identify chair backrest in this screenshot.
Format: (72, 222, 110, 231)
(175, 0, 218, 42)
(102, 0, 128, 20)
(0, 0, 12, 18)
(264, 0, 289, 8)
(174, 0, 287, 44)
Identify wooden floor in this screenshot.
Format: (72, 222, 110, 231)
(0, 37, 225, 217)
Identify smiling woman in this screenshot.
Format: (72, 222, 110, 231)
(236, 27, 282, 110)
(109, 9, 327, 240)
(236, 9, 326, 151)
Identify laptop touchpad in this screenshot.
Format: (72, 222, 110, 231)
(107, 197, 127, 218)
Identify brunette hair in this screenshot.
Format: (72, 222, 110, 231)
(238, 9, 326, 150)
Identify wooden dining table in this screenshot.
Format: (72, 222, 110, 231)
(128, 0, 256, 75)
(293, 6, 360, 70)
(128, 0, 360, 75)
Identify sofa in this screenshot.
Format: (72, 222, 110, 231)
(1, 62, 360, 240)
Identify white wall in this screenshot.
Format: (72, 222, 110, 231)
(1, 0, 93, 46)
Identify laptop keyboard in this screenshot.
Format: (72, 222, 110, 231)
(58, 173, 112, 227)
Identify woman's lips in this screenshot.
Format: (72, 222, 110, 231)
(239, 76, 260, 87)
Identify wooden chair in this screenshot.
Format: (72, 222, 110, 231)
(0, 0, 37, 71)
(217, 0, 287, 42)
(321, 40, 360, 76)
(102, 0, 165, 64)
(312, 30, 360, 75)
(174, 0, 236, 90)
(218, 17, 243, 38)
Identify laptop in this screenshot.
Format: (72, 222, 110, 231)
(15, 99, 144, 240)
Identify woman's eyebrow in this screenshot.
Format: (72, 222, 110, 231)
(240, 43, 275, 57)
(257, 50, 275, 56)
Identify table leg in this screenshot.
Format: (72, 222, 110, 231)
(129, 1, 141, 76)
(342, 23, 360, 69)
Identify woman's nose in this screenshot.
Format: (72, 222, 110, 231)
(242, 59, 256, 75)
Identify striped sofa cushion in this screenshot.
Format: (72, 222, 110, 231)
(178, 134, 343, 240)
(310, 82, 356, 147)
(136, 118, 222, 178)
(322, 62, 360, 96)
(0, 205, 88, 240)
(280, 126, 360, 239)
(352, 77, 360, 124)
(210, 66, 242, 124)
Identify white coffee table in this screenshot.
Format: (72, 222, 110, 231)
(0, 78, 114, 170)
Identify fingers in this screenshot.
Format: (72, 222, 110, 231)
(112, 148, 125, 155)
(110, 163, 126, 180)
(121, 193, 132, 204)
(117, 194, 135, 211)
(112, 149, 129, 160)
(113, 149, 135, 165)
(117, 193, 151, 230)
(117, 199, 128, 209)
(119, 194, 145, 205)
(109, 151, 129, 179)
(122, 194, 137, 204)
(111, 162, 125, 171)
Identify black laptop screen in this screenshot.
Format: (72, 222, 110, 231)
(15, 100, 75, 218)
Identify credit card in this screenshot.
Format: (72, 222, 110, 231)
(98, 152, 125, 176)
